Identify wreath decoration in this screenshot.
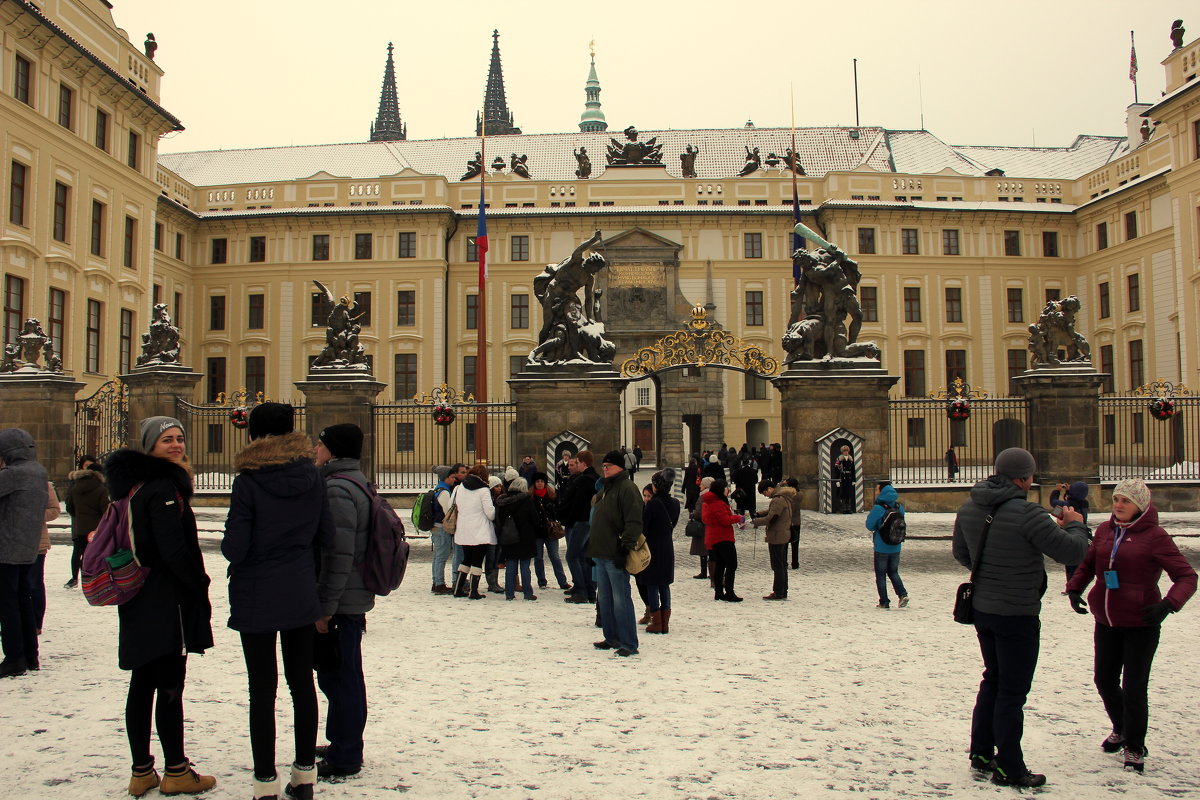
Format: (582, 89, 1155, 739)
(946, 398, 971, 421)
(230, 407, 249, 429)
(1149, 397, 1175, 421)
(432, 403, 456, 426)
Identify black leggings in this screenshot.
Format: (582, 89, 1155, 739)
(240, 626, 317, 779)
(70, 538, 88, 582)
(710, 541, 738, 595)
(1093, 622, 1161, 752)
(461, 544, 489, 570)
(126, 653, 187, 769)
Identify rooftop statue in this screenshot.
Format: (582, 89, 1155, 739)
(606, 126, 663, 166)
(135, 303, 181, 368)
(1171, 19, 1185, 50)
(679, 144, 699, 178)
(144, 33, 157, 60)
(738, 146, 761, 176)
(574, 147, 592, 179)
(460, 151, 483, 181)
(511, 153, 532, 179)
(530, 230, 616, 365)
(783, 148, 806, 175)
(310, 280, 370, 372)
(1028, 295, 1091, 367)
(0, 318, 61, 374)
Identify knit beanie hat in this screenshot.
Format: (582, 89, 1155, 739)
(319, 423, 363, 459)
(1112, 478, 1151, 512)
(994, 447, 1036, 480)
(503, 466, 520, 484)
(651, 467, 676, 493)
(602, 450, 624, 468)
(247, 402, 295, 441)
(488, 475, 503, 489)
(1066, 481, 1090, 505)
(140, 416, 184, 453)
(700, 476, 714, 490)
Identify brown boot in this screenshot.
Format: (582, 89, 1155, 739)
(160, 762, 216, 795)
(646, 610, 664, 633)
(128, 763, 160, 798)
(660, 608, 671, 634)
(638, 609, 652, 625)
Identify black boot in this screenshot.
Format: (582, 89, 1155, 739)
(469, 574, 486, 599)
(485, 569, 501, 593)
(0, 657, 27, 679)
(693, 556, 708, 579)
(723, 570, 743, 602)
(452, 570, 470, 598)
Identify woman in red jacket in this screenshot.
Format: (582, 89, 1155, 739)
(700, 479, 745, 602)
(1065, 478, 1196, 774)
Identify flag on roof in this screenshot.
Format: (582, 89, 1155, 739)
(477, 180, 488, 282)
(1129, 31, 1138, 82)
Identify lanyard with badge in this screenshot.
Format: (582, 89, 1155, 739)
(1104, 525, 1130, 589)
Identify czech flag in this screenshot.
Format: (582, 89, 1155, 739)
(477, 181, 489, 283)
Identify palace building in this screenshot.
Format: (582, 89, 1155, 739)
(4, 0, 1200, 464)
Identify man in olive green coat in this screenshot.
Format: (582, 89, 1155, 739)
(588, 450, 644, 657)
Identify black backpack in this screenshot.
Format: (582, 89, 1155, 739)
(876, 501, 907, 545)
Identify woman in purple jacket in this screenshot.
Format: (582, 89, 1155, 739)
(1065, 478, 1196, 774)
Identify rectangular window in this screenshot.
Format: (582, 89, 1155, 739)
(397, 231, 416, 258)
(463, 355, 477, 395)
(396, 290, 415, 326)
(247, 293, 264, 329)
(393, 353, 417, 400)
(744, 373, 767, 400)
(636, 386, 651, 406)
(1128, 339, 1144, 389)
(154, 222, 163, 252)
(249, 236, 266, 263)
(1007, 349, 1027, 395)
(211, 238, 227, 264)
(127, 131, 141, 170)
(857, 228, 876, 254)
(1103, 413, 1116, 445)
(466, 236, 478, 263)
(123, 216, 136, 268)
(175, 233, 184, 259)
(1096, 221, 1108, 250)
(312, 234, 329, 261)
(1099, 344, 1114, 393)
(1124, 211, 1137, 241)
(1127, 273, 1140, 312)
(311, 292, 331, 327)
(14, 54, 32, 104)
(1131, 412, 1145, 445)
(906, 417, 926, 448)
(9, 161, 27, 226)
(1045, 288, 1061, 303)
(209, 295, 226, 331)
(1098, 282, 1110, 318)
(901, 228, 919, 255)
(466, 294, 478, 330)
(85, 299, 102, 372)
(903, 287, 921, 322)
(53, 182, 69, 242)
(153, 284, 161, 306)
(743, 232, 763, 259)
(394, 422, 415, 453)
(353, 291, 371, 326)
(509, 355, 525, 379)
(48, 287, 65, 361)
(942, 229, 960, 256)
(94, 109, 109, 152)
(860, 286, 878, 322)
(173, 292, 182, 326)
(1042, 231, 1059, 257)
(510, 293, 529, 329)
(902, 349, 925, 397)
(945, 287, 963, 323)
(207, 423, 224, 455)
(745, 291, 764, 326)
(1003, 230, 1021, 256)
(1006, 288, 1023, 323)
(3, 275, 25, 346)
(1195, 119, 1200, 160)
(245, 356, 266, 400)
(511, 235, 529, 261)
(57, 84, 74, 130)
(119, 309, 134, 374)
(945, 349, 967, 385)
(354, 233, 372, 260)
(206, 357, 226, 403)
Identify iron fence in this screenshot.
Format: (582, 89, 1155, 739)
(176, 397, 306, 492)
(888, 396, 1029, 486)
(1098, 393, 1200, 481)
(74, 380, 128, 463)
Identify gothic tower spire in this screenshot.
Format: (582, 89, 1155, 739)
(579, 40, 607, 132)
(476, 29, 521, 136)
(370, 42, 406, 142)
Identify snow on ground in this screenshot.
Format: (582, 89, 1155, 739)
(6, 511, 1199, 799)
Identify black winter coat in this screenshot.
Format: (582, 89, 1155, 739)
(636, 492, 679, 586)
(64, 467, 110, 540)
(557, 467, 599, 526)
(105, 449, 213, 671)
(495, 489, 540, 560)
(530, 487, 557, 538)
(222, 433, 334, 634)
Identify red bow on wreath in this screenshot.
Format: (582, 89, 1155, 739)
(230, 407, 249, 428)
(1148, 397, 1175, 421)
(946, 398, 971, 421)
(432, 404, 456, 426)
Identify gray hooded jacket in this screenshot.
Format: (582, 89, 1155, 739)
(0, 429, 50, 565)
(319, 458, 376, 616)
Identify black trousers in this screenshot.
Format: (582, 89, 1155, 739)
(710, 541, 738, 596)
(969, 611, 1040, 776)
(789, 526, 800, 567)
(0, 562, 36, 664)
(768, 543, 788, 597)
(240, 626, 317, 779)
(461, 544, 489, 570)
(126, 653, 187, 768)
(70, 537, 88, 582)
(1093, 621, 1161, 752)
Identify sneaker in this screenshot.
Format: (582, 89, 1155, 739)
(762, 593, 787, 600)
(876, 602, 890, 609)
(316, 760, 361, 780)
(64, 578, 78, 589)
(614, 647, 638, 657)
(565, 594, 590, 604)
(898, 595, 910, 608)
(990, 766, 1046, 787)
(538, 582, 549, 589)
(129, 765, 160, 798)
(1101, 731, 1125, 753)
(969, 753, 995, 774)
(593, 640, 616, 650)
(1122, 746, 1146, 772)
(160, 762, 217, 795)
(524, 595, 538, 601)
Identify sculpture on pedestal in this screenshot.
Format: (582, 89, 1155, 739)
(1027, 295, 1091, 366)
(738, 146, 761, 176)
(460, 152, 483, 181)
(574, 147, 592, 178)
(679, 144, 699, 178)
(510, 153, 532, 178)
(135, 303, 181, 368)
(310, 281, 370, 372)
(529, 230, 616, 365)
(0, 319, 62, 373)
(1170, 19, 1185, 50)
(606, 126, 663, 165)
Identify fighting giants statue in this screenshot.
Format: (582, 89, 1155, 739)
(529, 230, 617, 365)
(606, 126, 663, 166)
(135, 303, 182, 367)
(311, 281, 370, 371)
(1028, 295, 1091, 366)
(0, 318, 61, 373)
(782, 224, 880, 365)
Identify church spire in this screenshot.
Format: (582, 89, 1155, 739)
(476, 29, 521, 136)
(369, 42, 406, 142)
(578, 40, 607, 132)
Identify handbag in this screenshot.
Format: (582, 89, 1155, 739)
(545, 519, 565, 540)
(500, 516, 520, 546)
(442, 492, 459, 535)
(954, 500, 1010, 624)
(685, 516, 705, 538)
(622, 534, 652, 575)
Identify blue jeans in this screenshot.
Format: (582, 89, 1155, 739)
(534, 537, 569, 588)
(565, 522, 595, 598)
(873, 551, 907, 605)
(451, 544, 464, 581)
(430, 526, 452, 586)
(504, 558, 534, 599)
(316, 614, 367, 769)
(594, 557, 638, 653)
(643, 583, 671, 611)
(970, 611, 1041, 775)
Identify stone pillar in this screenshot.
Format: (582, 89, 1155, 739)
(120, 368, 202, 448)
(1013, 367, 1104, 485)
(509, 367, 628, 465)
(0, 374, 85, 483)
(296, 379, 385, 479)
(773, 366, 899, 509)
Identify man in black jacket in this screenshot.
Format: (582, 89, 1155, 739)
(558, 450, 598, 603)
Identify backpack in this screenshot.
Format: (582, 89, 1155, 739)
(81, 486, 148, 606)
(411, 486, 441, 532)
(876, 501, 907, 546)
(328, 473, 410, 596)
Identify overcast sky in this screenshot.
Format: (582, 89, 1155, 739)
(111, 0, 1185, 155)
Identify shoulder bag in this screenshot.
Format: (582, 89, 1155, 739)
(622, 533, 652, 575)
(953, 500, 1009, 624)
(443, 488, 460, 535)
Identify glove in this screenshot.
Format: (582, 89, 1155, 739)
(1067, 591, 1088, 615)
(1141, 600, 1174, 626)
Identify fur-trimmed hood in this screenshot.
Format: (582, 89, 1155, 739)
(234, 432, 319, 499)
(495, 488, 531, 510)
(104, 448, 193, 501)
(69, 468, 106, 484)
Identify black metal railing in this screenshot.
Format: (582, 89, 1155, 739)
(176, 397, 306, 492)
(74, 380, 128, 463)
(888, 396, 1029, 486)
(1098, 393, 1200, 481)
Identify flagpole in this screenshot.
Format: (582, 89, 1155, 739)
(1130, 30, 1139, 104)
(476, 112, 489, 464)
(790, 86, 802, 287)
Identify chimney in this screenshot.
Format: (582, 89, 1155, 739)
(1126, 102, 1152, 145)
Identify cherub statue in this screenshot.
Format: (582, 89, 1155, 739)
(511, 153, 532, 179)
(738, 146, 761, 176)
(460, 151, 483, 181)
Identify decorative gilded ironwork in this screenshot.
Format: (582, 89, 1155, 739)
(214, 388, 268, 407)
(929, 377, 991, 401)
(620, 306, 779, 378)
(74, 380, 129, 461)
(1130, 378, 1194, 398)
(412, 384, 476, 405)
